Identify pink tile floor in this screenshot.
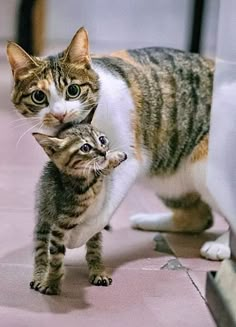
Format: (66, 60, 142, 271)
(0, 54, 227, 326)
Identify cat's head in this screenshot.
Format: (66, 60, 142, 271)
(33, 122, 113, 176)
(7, 28, 99, 132)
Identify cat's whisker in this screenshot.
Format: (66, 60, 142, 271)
(8, 117, 40, 127)
(15, 121, 41, 148)
(9, 117, 37, 124)
(10, 120, 41, 130)
(38, 122, 45, 133)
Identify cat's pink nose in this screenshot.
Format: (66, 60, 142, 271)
(52, 113, 66, 122)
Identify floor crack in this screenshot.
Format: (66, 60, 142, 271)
(186, 270, 206, 303)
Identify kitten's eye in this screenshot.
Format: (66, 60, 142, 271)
(80, 143, 92, 153)
(66, 84, 81, 99)
(31, 90, 47, 104)
(99, 136, 107, 145)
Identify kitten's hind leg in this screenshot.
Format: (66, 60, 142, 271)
(86, 232, 112, 287)
(130, 193, 213, 233)
(30, 223, 50, 291)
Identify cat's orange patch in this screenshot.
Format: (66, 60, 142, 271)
(110, 50, 142, 69)
(172, 198, 212, 232)
(191, 135, 208, 162)
(37, 79, 50, 91)
(43, 113, 59, 127)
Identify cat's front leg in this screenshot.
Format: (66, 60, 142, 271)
(34, 225, 66, 295)
(86, 232, 112, 286)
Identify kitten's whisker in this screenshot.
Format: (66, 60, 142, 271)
(15, 121, 41, 148)
(96, 162, 105, 177)
(109, 143, 130, 152)
(82, 158, 95, 178)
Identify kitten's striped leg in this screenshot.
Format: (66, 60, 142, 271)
(35, 226, 66, 295)
(86, 232, 112, 287)
(30, 224, 50, 291)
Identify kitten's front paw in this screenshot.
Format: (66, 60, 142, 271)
(30, 280, 61, 295)
(89, 272, 112, 287)
(108, 151, 127, 168)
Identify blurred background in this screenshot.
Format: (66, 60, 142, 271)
(0, 0, 219, 57)
(1, 1, 236, 326)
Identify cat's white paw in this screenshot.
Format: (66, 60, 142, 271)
(130, 212, 174, 231)
(200, 241, 231, 261)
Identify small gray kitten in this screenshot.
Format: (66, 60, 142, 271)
(30, 122, 127, 295)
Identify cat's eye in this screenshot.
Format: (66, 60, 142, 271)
(31, 90, 47, 105)
(80, 143, 92, 153)
(66, 84, 81, 99)
(99, 136, 107, 145)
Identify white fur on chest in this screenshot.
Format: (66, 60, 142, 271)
(92, 65, 134, 155)
(65, 180, 109, 249)
(62, 66, 141, 249)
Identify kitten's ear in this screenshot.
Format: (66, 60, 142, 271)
(64, 27, 90, 65)
(6, 42, 38, 79)
(33, 133, 65, 157)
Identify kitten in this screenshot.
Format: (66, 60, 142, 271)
(30, 122, 127, 295)
(6, 27, 230, 261)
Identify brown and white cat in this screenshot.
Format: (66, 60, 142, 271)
(31, 122, 127, 295)
(6, 27, 230, 261)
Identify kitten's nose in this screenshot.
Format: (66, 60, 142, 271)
(98, 150, 106, 158)
(52, 113, 66, 122)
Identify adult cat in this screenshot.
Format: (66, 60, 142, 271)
(6, 27, 230, 260)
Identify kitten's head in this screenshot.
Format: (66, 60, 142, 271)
(7, 28, 99, 132)
(33, 122, 113, 176)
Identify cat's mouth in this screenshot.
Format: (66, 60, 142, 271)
(40, 105, 98, 134)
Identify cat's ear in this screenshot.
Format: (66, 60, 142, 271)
(64, 27, 90, 65)
(6, 42, 38, 79)
(33, 133, 66, 157)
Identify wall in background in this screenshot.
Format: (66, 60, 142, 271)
(46, 0, 192, 52)
(0, 0, 18, 41)
(0, 0, 219, 56)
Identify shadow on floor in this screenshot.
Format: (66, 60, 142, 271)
(0, 227, 222, 314)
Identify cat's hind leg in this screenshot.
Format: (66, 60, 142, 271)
(86, 232, 112, 287)
(130, 193, 213, 233)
